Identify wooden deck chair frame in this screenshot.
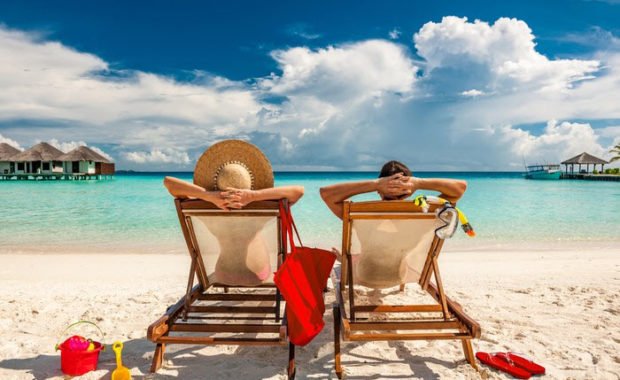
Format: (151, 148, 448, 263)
(332, 200, 480, 378)
(147, 198, 296, 379)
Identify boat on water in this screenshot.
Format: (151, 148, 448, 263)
(524, 164, 562, 180)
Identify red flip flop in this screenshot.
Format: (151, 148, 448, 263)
(475, 352, 531, 379)
(496, 352, 546, 375)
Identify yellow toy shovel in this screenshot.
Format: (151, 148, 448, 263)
(111, 341, 131, 380)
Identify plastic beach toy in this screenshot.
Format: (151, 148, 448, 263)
(66, 335, 90, 351)
(55, 321, 105, 376)
(112, 341, 132, 380)
(413, 195, 476, 238)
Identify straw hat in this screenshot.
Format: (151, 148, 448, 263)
(193, 140, 274, 190)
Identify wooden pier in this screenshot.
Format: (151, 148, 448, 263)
(0, 173, 114, 181)
(560, 173, 620, 182)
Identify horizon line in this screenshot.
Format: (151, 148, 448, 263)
(115, 170, 526, 173)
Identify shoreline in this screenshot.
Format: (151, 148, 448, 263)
(1, 239, 618, 255)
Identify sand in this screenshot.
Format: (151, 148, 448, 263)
(0, 246, 618, 379)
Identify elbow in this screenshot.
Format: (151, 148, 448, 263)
(163, 176, 173, 189)
(290, 186, 305, 204)
(319, 186, 329, 202)
(163, 176, 180, 198)
(296, 185, 305, 199)
(457, 180, 467, 198)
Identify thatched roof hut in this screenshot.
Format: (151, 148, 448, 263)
(11, 142, 64, 162)
(58, 146, 112, 163)
(561, 152, 609, 165)
(57, 145, 115, 175)
(0, 143, 21, 161)
(561, 152, 609, 173)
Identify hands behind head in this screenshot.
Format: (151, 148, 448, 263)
(206, 188, 255, 211)
(377, 173, 415, 200)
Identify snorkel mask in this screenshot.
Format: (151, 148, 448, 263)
(413, 195, 475, 239)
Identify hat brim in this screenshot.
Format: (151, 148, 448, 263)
(194, 140, 274, 190)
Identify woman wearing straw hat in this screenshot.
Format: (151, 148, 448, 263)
(164, 140, 303, 210)
(163, 140, 304, 285)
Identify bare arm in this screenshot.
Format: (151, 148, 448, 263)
(408, 177, 467, 204)
(319, 174, 407, 219)
(164, 176, 305, 210)
(224, 186, 305, 208)
(320, 173, 467, 219)
(163, 176, 233, 210)
(164, 176, 210, 199)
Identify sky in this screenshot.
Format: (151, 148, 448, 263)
(0, 0, 619, 171)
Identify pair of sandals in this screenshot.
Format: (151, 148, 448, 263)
(476, 352, 546, 379)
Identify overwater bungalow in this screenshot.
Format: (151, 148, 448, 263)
(0, 141, 115, 180)
(10, 142, 64, 175)
(58, 146, 115, 176)
(0, 143, 22, 174)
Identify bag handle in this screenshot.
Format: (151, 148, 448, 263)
(279, 200, 303, 254)
(284, 201, 303, 247)
(55, 320, 105, 351)
(279, 200, 295, 254)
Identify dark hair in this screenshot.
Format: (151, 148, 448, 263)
(379, 160, 411, 178)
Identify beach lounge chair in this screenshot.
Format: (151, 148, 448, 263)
(332, 200, 480, 378)
(147, 198, 296, 379)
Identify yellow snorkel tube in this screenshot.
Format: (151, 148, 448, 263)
(413, 195, 475, 237)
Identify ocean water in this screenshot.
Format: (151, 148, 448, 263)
(0, 172, 618, 253)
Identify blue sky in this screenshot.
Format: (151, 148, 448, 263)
(0, 0, 618, 170)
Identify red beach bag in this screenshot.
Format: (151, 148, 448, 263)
(274, 201, 336, 346)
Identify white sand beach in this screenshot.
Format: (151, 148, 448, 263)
(0, 246, 618, 380)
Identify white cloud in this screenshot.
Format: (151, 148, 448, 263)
(286, 23, 321, 40)
(388, 28, 401, 40)
(0, 133, 22, 149)
(596, 125, 620, 139)
(414, 16, 600, 92)
(494, 120, 608, 160)
(0, 25, 261, 160)
(261, 40, 418, 104)
(48, 139, 86, 153)
(123, 149, 190, 164)
(89, 146, 113, 161)
(560, 27, 620, 51)
(461, 89, 484, 97)
(47, 138, 112, 160)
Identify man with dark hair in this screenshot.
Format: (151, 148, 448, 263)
(320, 160, 467, 219)
(379, 160, 412, 178)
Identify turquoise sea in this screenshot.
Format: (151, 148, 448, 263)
(0, 172, 618, 253)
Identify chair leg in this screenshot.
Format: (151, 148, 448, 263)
(150, 342, 166, 373)
(461, 339, 477, 370)
(399, 284, 405, 292)
(275, 289, 281, 323)
(287, 342, 296, 379)
(334, 304, 343, 379)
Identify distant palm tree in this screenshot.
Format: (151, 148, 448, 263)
(611, 143, 620, 162)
